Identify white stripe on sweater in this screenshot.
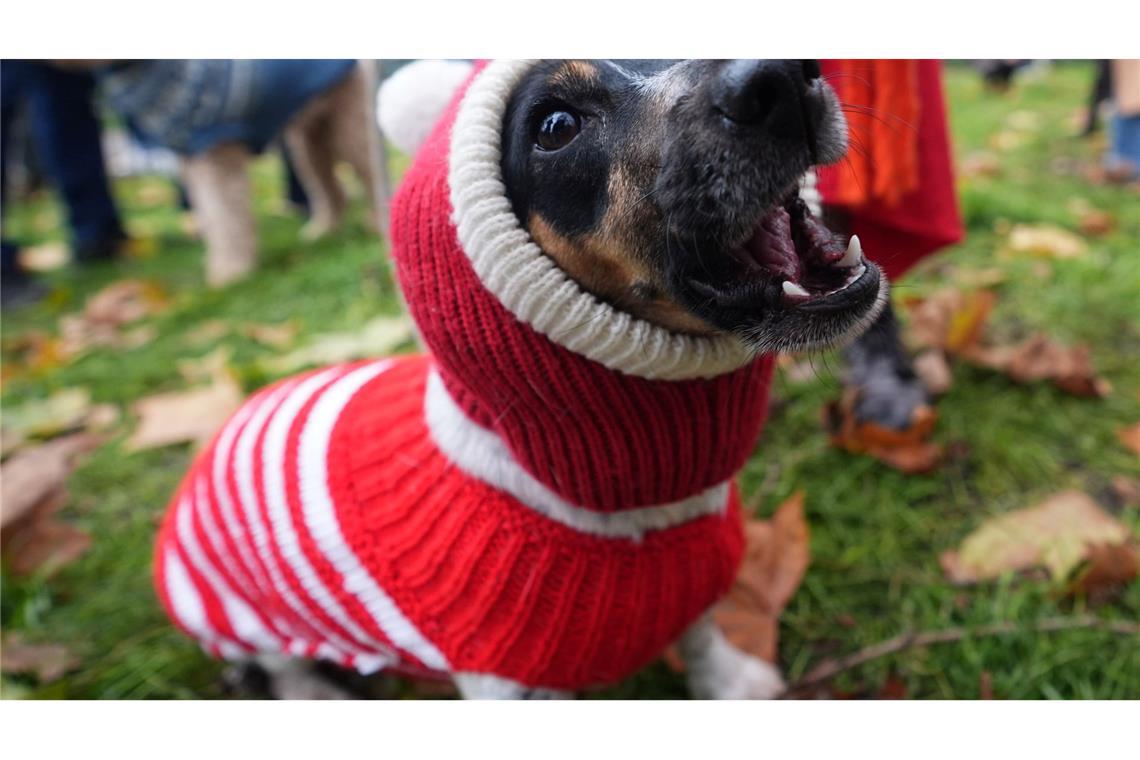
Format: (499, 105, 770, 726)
(231, 376, 354, 662)
(260, 367, 399, 672)
(209, 395, 271, 597)
(448, 59, 754, 382)
(297, 361, 450, 673)
(423, 370, 731, 541)
(162, 544, 241, 659)
(178, 488, 281, 651)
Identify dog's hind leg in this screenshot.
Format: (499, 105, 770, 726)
(181, 143, 257, 287)
(284, 108, 346, 242)
(251, 654, 356, 700)
(678, 614, 785, 700)
(454, 673, 573, 700)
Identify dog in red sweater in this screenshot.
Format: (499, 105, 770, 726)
(155, 60, 886, 699)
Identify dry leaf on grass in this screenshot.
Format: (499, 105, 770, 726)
(1, 633, 80, 682)
(1, 433, 101, 576)
(903, 288, 996, 354)
(1117, 422, 1140, 457)
(823, 391, 943, 474)
(959, 152, 1002, 180)
(184, 319, 230, 347)
(961, 334, 1111, 397)
(83, 279, 169, 327)
(241, 320, 300, 349)
(913, 350, 954, 395)
(1004, 223, 1087, 259)
(126, 369, 244, 452)
(940, 490, 1138, 587)
(1, 388, 92, 442)
(1, 433, 102, 529)
(711, 492, 810, 663)
(903, 288, 1110, 398)
(263, 315, 412, 374)
(665, 492, 810, 670)
(1112, 475, 1140, 507)
(1077, 209, 1116, 237)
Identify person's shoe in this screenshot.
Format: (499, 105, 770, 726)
(73, 229, 129, 264)
(1, 267, 50, 310)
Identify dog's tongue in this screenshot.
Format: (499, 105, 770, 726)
(738, 202, 859, 285)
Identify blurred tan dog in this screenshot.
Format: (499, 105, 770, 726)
(71, 60, 388, 286)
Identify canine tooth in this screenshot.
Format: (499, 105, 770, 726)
(838, 235, 863, 268)
(782, 281, 811, 298)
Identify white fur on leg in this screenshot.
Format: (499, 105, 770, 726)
(454, 672, 573, 700)
(678, 614, 786, 700)
(254, 654, 355, 700)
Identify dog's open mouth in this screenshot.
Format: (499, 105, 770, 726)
(679, 188, 880, 325)
(728, 194, 872, 311)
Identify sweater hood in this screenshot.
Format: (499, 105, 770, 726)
(388, 60, 775, 512)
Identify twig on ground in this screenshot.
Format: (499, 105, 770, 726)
(784, 616, 1140, 696)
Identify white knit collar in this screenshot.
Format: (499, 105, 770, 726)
(447, 59, 755, 382)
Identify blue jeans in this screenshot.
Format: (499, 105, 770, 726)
(1107, 110, 1140, 174)
(1, 61, 123, 272)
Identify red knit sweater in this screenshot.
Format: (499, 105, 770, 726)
(154, 60, 774, 690)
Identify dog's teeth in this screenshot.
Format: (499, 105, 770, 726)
(838, 235, 863, 268)
(782, 281, 811, 298)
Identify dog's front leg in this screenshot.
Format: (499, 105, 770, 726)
(678, 614, 785, 699)
(454, 673, 573, 700)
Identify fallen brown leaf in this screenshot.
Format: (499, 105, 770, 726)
(126, 369, 244, 452)
(1, 633, 80, 682)
(979, 671, 994, 700)
(961, 334, 1111, 397)
(913, 349, 953, 395)
(184, 319, 230, 346)
(241, 321, 300, 349)
(711, 491, 811, 664)
(83, 279, 169, 327)
(1077, 209, 1116, 237)
(1, 433, 102, 529)
(823, 391, 943, 474)
(1117, 422, 1140, 457)
(1112, 475, 1140, 507)
(1, 388, 92, 443)
(903, 288, 995, 353)
(940, 490, 1137, 584)
(1005, 223, 1087, 259)
(1069, 543, 1140, 599)
(959, 152, 1002, 180)
(263, 315, 412, 375)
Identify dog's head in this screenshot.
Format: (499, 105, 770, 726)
(500, 59, 885, 354)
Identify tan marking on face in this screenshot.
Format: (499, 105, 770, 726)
(548, 60, 599, 89)
(529, 206, 717, 336)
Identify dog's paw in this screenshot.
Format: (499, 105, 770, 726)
(689, 650, 785, 700)
(850, 360, 930, 431)
(268, 669, 355, 700)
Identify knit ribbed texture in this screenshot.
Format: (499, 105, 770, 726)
(155, 357, 746, 689)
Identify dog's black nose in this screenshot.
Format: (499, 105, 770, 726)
(712, 59, 814, 137)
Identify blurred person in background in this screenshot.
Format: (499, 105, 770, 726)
(1105, 59, 1140, 183)
(1, 61, 127, 308)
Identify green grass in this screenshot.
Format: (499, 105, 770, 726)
(2, 62, 1138, 700)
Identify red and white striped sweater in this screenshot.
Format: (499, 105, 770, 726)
(154, 60, 775, 691)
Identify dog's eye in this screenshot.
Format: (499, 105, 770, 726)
(536, 110, 581, 151)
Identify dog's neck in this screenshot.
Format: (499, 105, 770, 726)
(426, 345, 774, 513)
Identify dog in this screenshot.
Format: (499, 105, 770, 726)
(153, 59, 886, 699)
(86, 59, 388, 286)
